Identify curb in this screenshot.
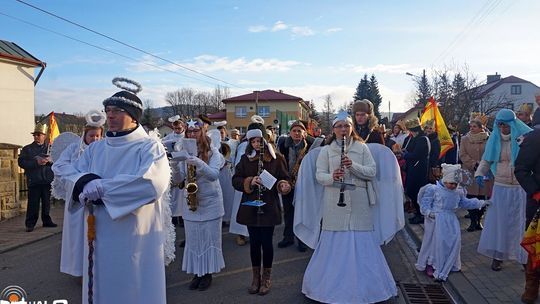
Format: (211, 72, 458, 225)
(404, 221, 489, 304)
(0, 230, 62, 254)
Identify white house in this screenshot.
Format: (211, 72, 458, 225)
(0, 40, 46, 146)
(472, 73, 540, 114)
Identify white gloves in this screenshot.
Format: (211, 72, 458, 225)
(81, 179, 104, 201)
(186, 156, 204, 167)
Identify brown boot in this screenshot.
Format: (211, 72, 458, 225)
(522, 259, 540, 304)
(258, 268, 272, 296)
(248, 267, 261, 294)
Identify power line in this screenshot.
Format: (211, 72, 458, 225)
(0, 11, 220, 87)
(432, 0, 503, 65)
(15, 0, 242, 89)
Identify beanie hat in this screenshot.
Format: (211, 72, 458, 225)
(441, 163, 461, 184)
(332, 110, 353, 127)
(352, 99, 373, 115)
(103, 77, 143, 122)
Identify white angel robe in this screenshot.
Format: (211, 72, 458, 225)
(64, 126, 173, 304)
(294, 143, 398, 303)
(416, 182, 485, 281)
(52, 141, 86, 276)
(228, 140, 249, 237)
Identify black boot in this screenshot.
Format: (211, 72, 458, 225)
(466, 210, 478, 232)
(475, 207, 485, 230)
(198, 274, 212, 291)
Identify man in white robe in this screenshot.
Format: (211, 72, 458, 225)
(64, 80, 174, 304)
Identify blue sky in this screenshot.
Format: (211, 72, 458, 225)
(2, 0, 539, 116)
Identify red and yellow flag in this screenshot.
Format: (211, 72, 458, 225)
(48, 112, 60, 144)
(420, 97, 454, 159)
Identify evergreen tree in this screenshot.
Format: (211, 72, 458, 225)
(368, 74, 383, 119)
(416, 69, 432, 106)
(353, 74, 371, 101)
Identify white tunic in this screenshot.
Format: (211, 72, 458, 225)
(52, 141, 86, 276)
(65, 126, 173, 304)
(228, 141, 249, 236)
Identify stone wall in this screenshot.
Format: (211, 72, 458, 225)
(0, 144, 23, 221)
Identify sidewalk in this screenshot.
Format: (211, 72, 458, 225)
(0, 201, 64, 254)
(406, 209, 525, 304)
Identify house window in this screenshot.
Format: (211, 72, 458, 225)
(258, 106, 270, 118)
(511, 85, 522, 95)
(235, 106, 247, 118)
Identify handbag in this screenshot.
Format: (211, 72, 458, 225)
(521, 208, 540, 270)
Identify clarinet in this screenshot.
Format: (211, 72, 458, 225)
(337, 135, 346, 207)
(256, 139, 265, 214)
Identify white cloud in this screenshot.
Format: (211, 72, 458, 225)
(346, 63, 415, 75)
(291, 26, 315, 37)
(130, 54, 303, 74)
(325, 27, 343, 34)
(248, 25, 267, 33)
(271, 21, 288, 32)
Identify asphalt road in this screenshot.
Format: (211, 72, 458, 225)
(1, 224, 436, 304)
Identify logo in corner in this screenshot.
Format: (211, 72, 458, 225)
(0, 285, 27, 303)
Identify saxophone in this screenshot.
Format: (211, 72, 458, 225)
(185, 162, 198, 211)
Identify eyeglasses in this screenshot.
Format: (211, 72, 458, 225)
(105, 107, 126, 115)
(333, 124, 351, 129)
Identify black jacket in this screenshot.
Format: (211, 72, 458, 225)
(18, 142, 54, 186)
(515, 129, 540, 196)
(403, 133, 430, 194)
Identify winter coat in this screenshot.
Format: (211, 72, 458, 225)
(515, 128, 540, 225)
(315, 139, 377, 231)
(232, 152, 290, 227)
(18, 141, 54, 186)
(402, 134, 430, 196)
(459, 132, 490, 196)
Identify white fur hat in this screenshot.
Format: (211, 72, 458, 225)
(246, 129, 263, 139)
(441, 163, 461, 183)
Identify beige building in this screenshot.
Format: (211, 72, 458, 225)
(0, 40, 46, 146)
(223, 90, 311, 135)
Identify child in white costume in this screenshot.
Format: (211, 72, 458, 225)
(416, 163, 489, 282)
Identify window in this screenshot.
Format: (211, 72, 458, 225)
(258, 106, 270, 118)
(511, 85, 522, 95)
(235, 106, 247, 118)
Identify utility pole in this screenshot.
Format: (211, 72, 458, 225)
(388, 100, 391, 123)
(255, 91, 259, 117)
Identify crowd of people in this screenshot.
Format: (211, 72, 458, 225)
(17, 76, 540, 303)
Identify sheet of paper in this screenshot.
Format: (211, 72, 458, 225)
(182, 138, 198, 156)
(170, 150, 190, 161)
(259, 169, 277, 189)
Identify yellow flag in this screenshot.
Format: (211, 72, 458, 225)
(48, 112, 60, 144)
(420, 97, 454, 159)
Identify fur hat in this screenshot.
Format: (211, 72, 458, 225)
(289, 120, 306, 131)
(103, 77, 143, 122)
(441, 163, 461, 184)
(352, 99, 373, 114)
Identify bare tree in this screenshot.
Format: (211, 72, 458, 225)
(165, 88, 196, 117)
(321, 94, 334, 135)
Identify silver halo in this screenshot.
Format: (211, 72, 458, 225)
(112, 77, 142, 94)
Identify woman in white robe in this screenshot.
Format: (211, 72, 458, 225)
(475, 109, 532, 271)
(52, 124, 103, 277)
(173, 118, 225, 291)
(301, 111, 397, 304)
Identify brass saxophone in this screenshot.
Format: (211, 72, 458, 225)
(185, 162, 198, 211)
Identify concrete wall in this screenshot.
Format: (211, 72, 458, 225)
(0, 61, 36, 146)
